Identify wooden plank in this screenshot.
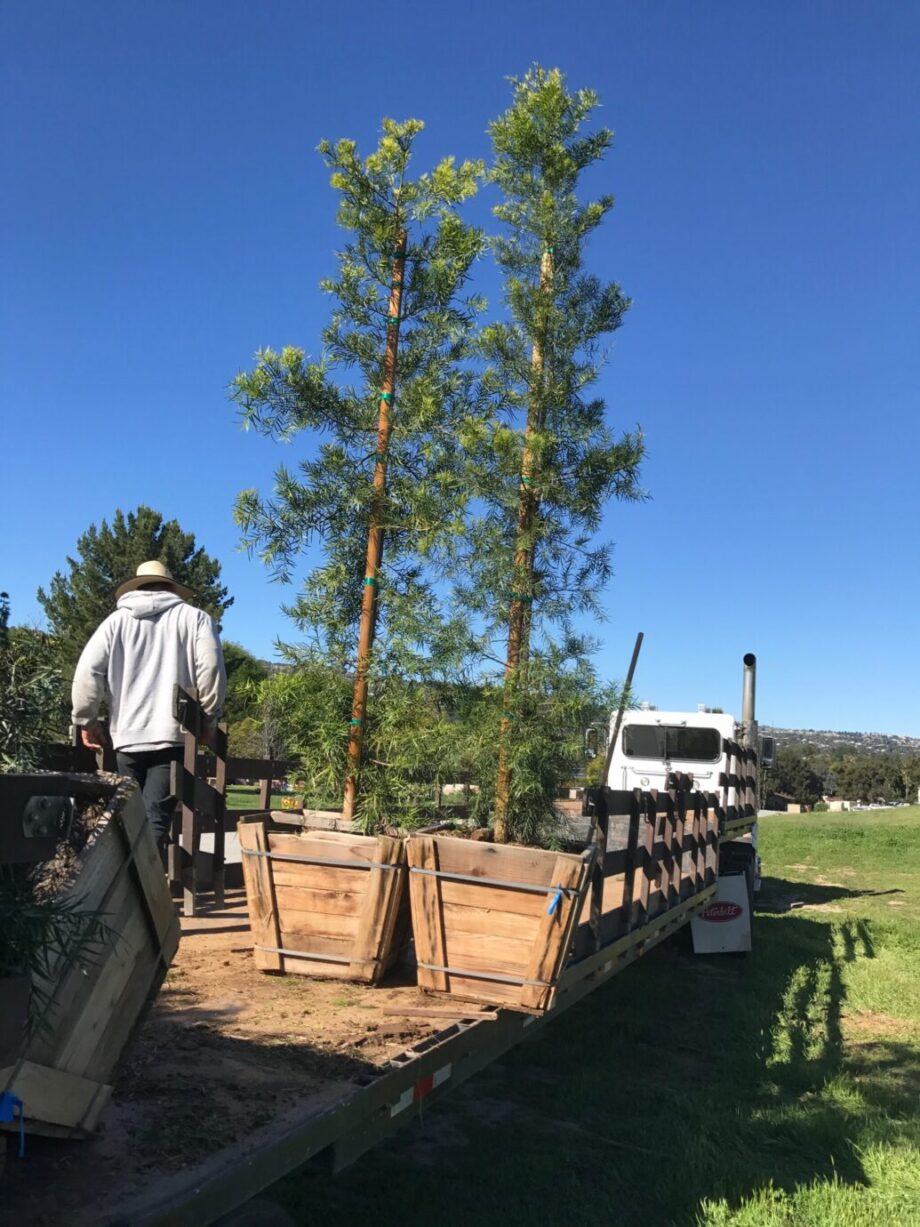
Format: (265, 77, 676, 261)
(519, 854, 588, 1011)
(440, 900, 539, 943)
(619, 793, 641, 933)
(212, 722, 228, 907)
(444, 929, 535, 973)
(588, 787, 609, 951)
(438, 878, 547, 918)
(671, 791, 685, 906)
(427, 836, 579, 887)
(275, 909, 360, 941)
(117, 790, 179, 952)
(83, 942, 162, 1083)
(258, 777, 271, 810)
(25, 867, 135, 1070)
(270, 864, 372, 894)
(406, 836, 448, 991)
(1, 1060, 111, 1132)
(272, 884, 364, 917)
(238, 820, 282, 971)
(277, 931, 355, 958)
(633, 793, 656, 926)
(171, 763, 220, 820)
(55, 884, 148, 1075)
(179, 728, 200, 917)
(350, 834, 405, 980)
(267, 829, 389, 866)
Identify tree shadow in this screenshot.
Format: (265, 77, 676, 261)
(759, 874, 904, 913)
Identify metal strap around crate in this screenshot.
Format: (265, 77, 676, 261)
(414, 960, 553, 989)
(253, 944, 382, 966)
(240, 848, 402, 872)
(409, 866, 578, 902)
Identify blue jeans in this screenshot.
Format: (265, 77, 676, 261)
(116, 747, 182, 847)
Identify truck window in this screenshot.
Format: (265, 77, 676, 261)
(622, 725, 721, 762)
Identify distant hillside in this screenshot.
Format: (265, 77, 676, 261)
(761, 726, 920, 757)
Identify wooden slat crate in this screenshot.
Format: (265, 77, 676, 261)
(405, 835, 594, 1013)
(238, 817, 408, 983)
(0, 774, 179, 1136)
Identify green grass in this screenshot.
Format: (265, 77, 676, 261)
(265, 808, 920, 1227)
(225, 784, 291, 812)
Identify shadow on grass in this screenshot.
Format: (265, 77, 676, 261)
(758, 874, 905, 912)
(267, 883, 917, 1227)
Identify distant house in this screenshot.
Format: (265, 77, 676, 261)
(823, 796, 850, 812)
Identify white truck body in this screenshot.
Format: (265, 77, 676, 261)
(605, 708, 738, 796)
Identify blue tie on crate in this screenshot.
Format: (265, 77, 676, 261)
(0, 1091, 25, 1156)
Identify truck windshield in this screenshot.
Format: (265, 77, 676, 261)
(622, 725, 722, 762)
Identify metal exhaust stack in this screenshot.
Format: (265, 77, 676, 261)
(741, 653, 757, 747)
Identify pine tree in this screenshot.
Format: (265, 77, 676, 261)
(37, 506, 232, 670)
(461, 67, 646, 842)
(232, 119, 484, 825)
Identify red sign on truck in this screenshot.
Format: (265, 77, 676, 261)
(700, 901, 743, 923)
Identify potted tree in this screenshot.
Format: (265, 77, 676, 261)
(406, 67, 645, 1012)
(233, 119, 485, 983)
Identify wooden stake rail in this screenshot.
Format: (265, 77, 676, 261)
(579, 787, 719, 956)
(169, 684, 297, 916)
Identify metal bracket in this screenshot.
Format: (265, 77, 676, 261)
(22, 795, 74, 840)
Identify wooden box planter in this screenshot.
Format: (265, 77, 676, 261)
(406, 835, 595, 1013)
(238, 817, 407, 984)
(0, 774, 179, 1136)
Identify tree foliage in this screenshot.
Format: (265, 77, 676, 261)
(38, 506, 232, 671)
(0, 594, 69, 772)
(232, 119, 487, 826)
(222, 641, 270, 725)
(459, 66, 645, 839)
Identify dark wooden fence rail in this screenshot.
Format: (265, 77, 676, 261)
(169, 684, 297, 916)
(578, 787, 720, 958)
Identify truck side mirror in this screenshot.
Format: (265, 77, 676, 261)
(760, 735, 775, 769)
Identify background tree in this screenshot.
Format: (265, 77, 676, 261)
(764, 745, 827, 807)
(459, 66, 645, 840)
(232, 118, 484, 827)
(222, 641, 270, 725)
(38, 506, 232, 671)
(0, 594, 69, 771)
(835, 753, 905, 803)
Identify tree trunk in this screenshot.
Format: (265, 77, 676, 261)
(342, 230, 408, 821)
(494, 249, 554, 841)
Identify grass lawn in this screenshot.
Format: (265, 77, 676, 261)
(265, 807, 920, 1226)
(225, 784, 291, 812)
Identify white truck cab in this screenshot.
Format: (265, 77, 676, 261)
(607, 707, 737, 797)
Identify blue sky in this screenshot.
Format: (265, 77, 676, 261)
(2, 1, 918, 734)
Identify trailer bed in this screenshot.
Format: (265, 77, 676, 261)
(5, 789, 731, 1226)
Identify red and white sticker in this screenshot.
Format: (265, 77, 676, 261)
(700, 900, 743, 923)
(390, 1063, 452, 1117)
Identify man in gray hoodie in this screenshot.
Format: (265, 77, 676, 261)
(71, 561, 226, 847)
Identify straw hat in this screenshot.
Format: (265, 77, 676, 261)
(115, 561, 195, 602)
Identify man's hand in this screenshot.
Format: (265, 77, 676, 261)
(81, 720, 112, 751)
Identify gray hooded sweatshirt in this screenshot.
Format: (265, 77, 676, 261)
(71, 591, 226, 751)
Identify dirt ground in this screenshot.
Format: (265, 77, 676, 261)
(2, 890, 483, 1225)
